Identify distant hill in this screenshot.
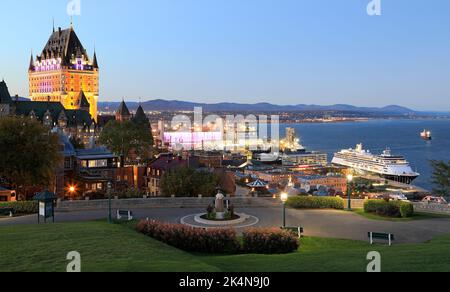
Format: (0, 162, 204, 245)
(98, 99, 417, 114)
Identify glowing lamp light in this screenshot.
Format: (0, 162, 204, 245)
(280, 192, 289, 203)
(347, 174, 354, 183)
(69, 186, 76, 193)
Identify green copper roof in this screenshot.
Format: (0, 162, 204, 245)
(133, 105, 149, 125)
(14, 101, 93, 127)
(116, 100, 131, 117)
(0, 80, 12, 104)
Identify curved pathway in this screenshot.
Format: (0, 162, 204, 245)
(2, 207, 450, 244)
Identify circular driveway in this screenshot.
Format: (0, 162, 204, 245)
(2, 207, 450, 244)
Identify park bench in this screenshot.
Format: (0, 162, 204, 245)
(0, 208, 14, 217)
(281, 226, 304, 238)
(117, 210, 133, 221)
(368, 232, 395, 246)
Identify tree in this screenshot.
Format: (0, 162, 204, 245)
(430, 160, 450, 197)
(0, 117, 61, 200)
(160, 167, 220, 197)
(99, 120, 154, 165)
(69, 136, 85, 150)
(160, 167, 194, 197)
(191, 170, 220, 197)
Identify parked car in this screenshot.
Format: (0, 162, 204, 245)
(389, 193, 409, 202)
(422, 196, 448, 205)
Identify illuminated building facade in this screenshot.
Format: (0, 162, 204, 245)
(29, 26, 99, 121)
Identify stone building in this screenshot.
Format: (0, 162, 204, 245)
(29, 25, 99, 121)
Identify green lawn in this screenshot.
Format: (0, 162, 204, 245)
(0, 221, 219, 272)
(1, 221, 450, 272)
(353, 208, 450, 222)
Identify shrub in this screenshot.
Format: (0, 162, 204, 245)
(136, 220, 240, 254)
(364, 200, 414, 218)
(398, 201, 415, 218)
(0, 201, 39, 214)
(242, 228, 299, 254)
(286, 196, 344, 210)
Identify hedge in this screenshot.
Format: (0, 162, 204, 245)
(136, 220, 300, 254)
(364, 200, 414, 218)
(286, 196, 344, 210)
(136, 220, 240, 254)
(0, 201, 38, 215)
(242, 228, 300, 254)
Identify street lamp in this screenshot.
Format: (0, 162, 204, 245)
(346, 174, 353, 211)
(280, 192, 288, 228)
(107, 181, 113, 223)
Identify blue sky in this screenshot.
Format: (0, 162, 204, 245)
(1, 0, 450, 110)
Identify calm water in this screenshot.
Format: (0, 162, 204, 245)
(281, 119, 450, 190)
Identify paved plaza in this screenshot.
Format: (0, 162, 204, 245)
(2, 207, 450, 244)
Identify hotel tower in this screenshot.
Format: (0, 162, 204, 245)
(29, 25, 99, 121)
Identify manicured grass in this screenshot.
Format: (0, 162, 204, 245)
(0, 221, 219, 272)
(1, 221, 450, 272)
(353, 208, 450, 222)
(200, 236, 450, 272)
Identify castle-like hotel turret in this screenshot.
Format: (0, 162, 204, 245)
(29, 25, 99, 121)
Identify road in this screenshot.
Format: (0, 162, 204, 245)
(2, 207, 450, 244)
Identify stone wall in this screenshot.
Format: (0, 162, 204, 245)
(349, 199, 366, 209)
(56, 197, 279, 211)
(413, 202, 450, 215)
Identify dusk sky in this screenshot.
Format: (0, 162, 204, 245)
(1, 0, 450, 110)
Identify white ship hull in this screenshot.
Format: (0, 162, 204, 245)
(332, 144, 420, 184)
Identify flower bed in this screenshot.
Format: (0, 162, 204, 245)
(136, 220, 300, 254)
(136, 220, 240, 253)
(242, 228, 300, 254)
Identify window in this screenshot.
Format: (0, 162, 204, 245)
(64, 158, 72, 169)
(88, 159, 108, 168)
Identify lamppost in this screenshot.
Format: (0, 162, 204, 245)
(107, 181, 112, 223)
(346, 174, 353, 211)
(280, 192, 288, 228)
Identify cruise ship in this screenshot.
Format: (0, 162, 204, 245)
(332, 144, 420, 184)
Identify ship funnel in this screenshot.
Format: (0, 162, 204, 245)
(356, 144, 363, 152)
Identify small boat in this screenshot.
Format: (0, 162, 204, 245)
(420, 130, 432, 141)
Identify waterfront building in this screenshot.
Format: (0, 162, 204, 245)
(29, 25, 99, 122)
(193, 151, 224, 168)
(244, 167, 293, 185)
(282, 151, 328, 167)
(296, 175, 347, 194)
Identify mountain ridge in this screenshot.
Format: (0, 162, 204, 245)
(98, 99, 417, 114)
